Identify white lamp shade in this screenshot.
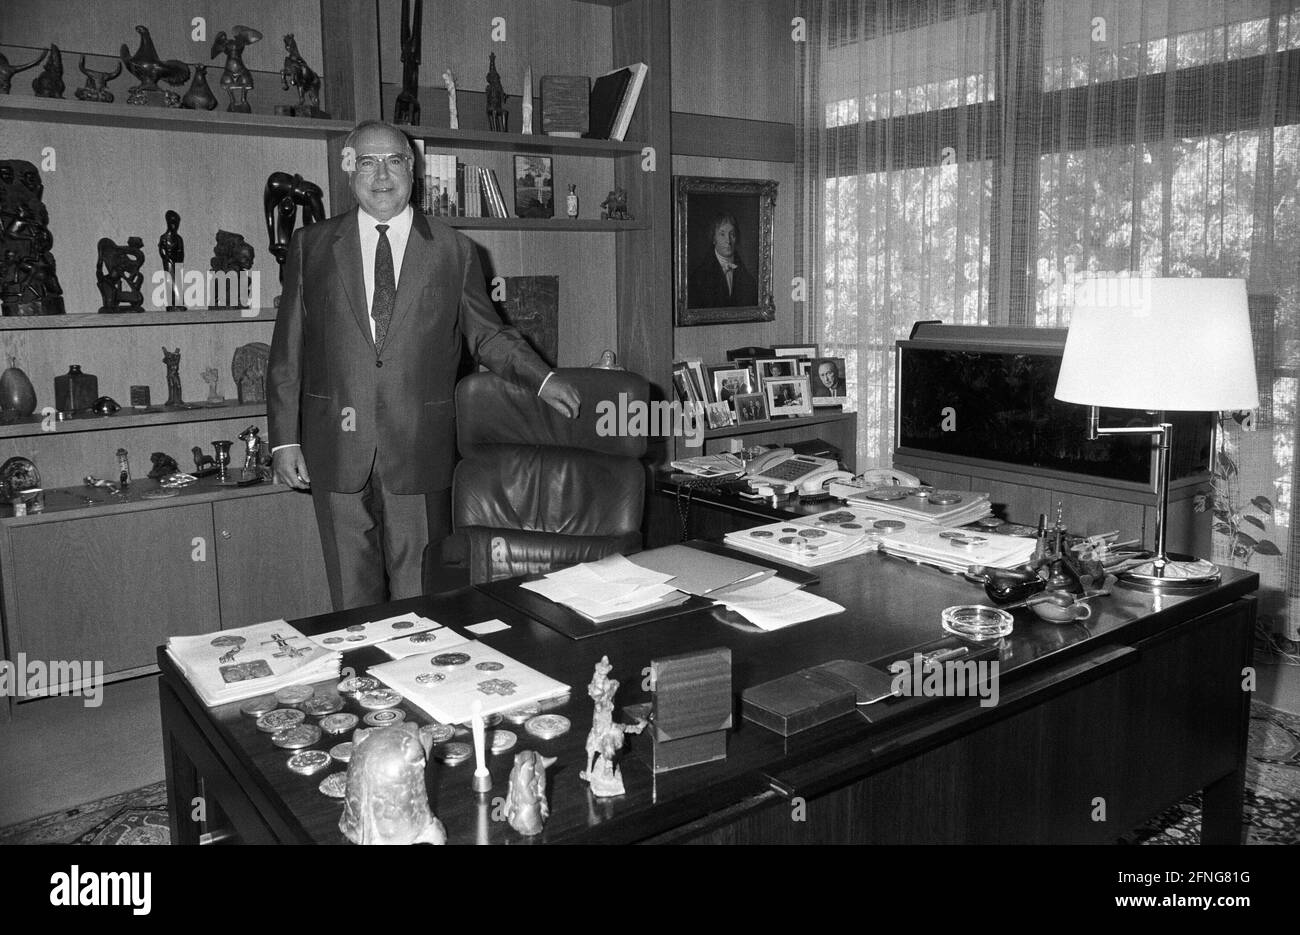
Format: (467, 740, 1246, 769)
(1054, 278, 1260, 412)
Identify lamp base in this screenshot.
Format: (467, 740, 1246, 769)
(1118, 552, 1220, 591)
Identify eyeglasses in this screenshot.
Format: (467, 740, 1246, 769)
(354, 153, 412, 174)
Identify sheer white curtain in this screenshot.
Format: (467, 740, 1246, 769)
(800, 0, 1300, 638)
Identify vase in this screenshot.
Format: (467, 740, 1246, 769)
(0, 360, 37, 417)
(54, 364, 98, 413)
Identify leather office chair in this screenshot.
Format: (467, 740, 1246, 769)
(428, 367, 650, 587)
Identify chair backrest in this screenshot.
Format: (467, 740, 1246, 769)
(456, 368, 649, 459)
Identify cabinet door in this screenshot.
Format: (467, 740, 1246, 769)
(7, 506, 218, 679)
(213, 491, 330, 629)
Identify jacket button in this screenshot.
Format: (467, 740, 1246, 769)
(375, 359, 383, 368)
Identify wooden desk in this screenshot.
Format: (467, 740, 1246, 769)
(158, 550, 1258, 844)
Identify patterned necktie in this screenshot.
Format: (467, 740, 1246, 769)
(372, 224, 395, 352)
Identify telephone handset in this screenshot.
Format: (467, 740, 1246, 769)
(743, 449, 845, 494)
(826, 467, 923, 500)
(740, 447, 795, 475)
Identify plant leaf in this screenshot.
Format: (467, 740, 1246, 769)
(1218, 451, 1238, 476)
(1212, 508, 1231, 522)
(1254, 540, 1283, 557)
(1213, 522, 1233, 534)
(1237, 532, 1258, 548)
(1251, 496, 1274, 515)
(1244, 515, 1267, 531)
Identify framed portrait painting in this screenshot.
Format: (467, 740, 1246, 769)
(673, 176, 778, 326)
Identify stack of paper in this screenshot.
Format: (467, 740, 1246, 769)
(167, 620, 341, 707)
(712, 576, 845, 631)
(520, 553, 687, 622)
(724, 508, 880, 567)
(308, 611, 441, 650)
(377, 627, 471, 659)
(628, 544, 775, 596)
(878, 523, 1037, 573)
(845, 490, 993, 527)
(369, 642, 569, 724)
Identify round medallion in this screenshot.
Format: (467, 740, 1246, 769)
(318, 772, 348, 798)
(337, 676, 377, 695)
(489, 729, 518, 755)
(420, 723, 456, 746)
(363, 709, 406, 727)
(274, 685, 315, 706)
(239, 695, 277, 718)
(438, 741, 473, 765)
(357, 689, 403, 709)
(319, 712, 359, 736)
(299, 693, 344, 717)
(524, 714, 571, 740)
(431, 652, 471, 667)
(271, 724, 322, 749)
(256, 708, 306, 733)
(287, 749, 331, 775)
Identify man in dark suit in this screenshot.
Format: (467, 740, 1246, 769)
(688, 213, 758, 307)
(269, 120, 580, 611)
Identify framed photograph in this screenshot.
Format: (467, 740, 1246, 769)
(705, 401, 734, 429)
(708, 366, 755, 407)
(674, 176, 778, 326)
(514, 155, 554, 218)
(774, 344, 819, 358)
(755, 358, 797, 382)
(733, 392, 769, 425)
(672, 361, 704, 414)
(683, 359, 711, 404)
(809, 357, 848, 407)
(764, 376, 813, 418)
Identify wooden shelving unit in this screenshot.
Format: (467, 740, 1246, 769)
(0, 309, 277, 329)
(443, 217, 648, 231)
(408, 124, 644, 157)
(0, 403, 264, 439)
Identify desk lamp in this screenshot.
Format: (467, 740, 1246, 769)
(1054, 277, 1259, 589)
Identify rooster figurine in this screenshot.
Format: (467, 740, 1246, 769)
(120, 25, 190, 107)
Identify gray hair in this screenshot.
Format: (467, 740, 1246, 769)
(341, 120, 415, 170)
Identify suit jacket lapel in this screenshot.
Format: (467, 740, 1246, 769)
(331, 210, 374, 351)
(389, 211, 436, 342)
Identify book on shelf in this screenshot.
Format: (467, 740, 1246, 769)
(586, 63, 647, 141)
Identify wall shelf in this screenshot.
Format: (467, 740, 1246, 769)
(404, 124, 643, 157)
(0, 309, 277, 330)
(441, 217, 648, 231)
(704, 409, 856, 440)
(0, 94, 354, 139)
(0, 402, 265, 439)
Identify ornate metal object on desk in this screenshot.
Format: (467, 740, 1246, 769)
(340, 723, 447, 845)
(394, 0, 423, 124)
(120, 25, 190, 107)
(75, 54, 120, 103)
(580, 655, 646, 797)
(504, 750, 556, 836)
(210, 25, 261, 113)
(31, 44, 63, 98)
(95, 237, 146, 312)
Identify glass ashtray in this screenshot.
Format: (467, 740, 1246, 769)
(941, 604, 1013, 641)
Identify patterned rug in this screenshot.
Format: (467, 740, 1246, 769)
(1, 703, 1296, 845)
(0, 781, 169, 846)
(1125, 700, 1300, 845)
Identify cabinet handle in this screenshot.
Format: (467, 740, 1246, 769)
(221, 530, 232, 540)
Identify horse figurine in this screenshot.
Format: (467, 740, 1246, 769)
(579, 655, 646, 797)
(192, 445, 216, 474)
(280, 34, 323, 117)
(504, 751, 557, 836)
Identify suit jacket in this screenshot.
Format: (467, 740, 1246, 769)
(688, 255, 758, 307)
(268, 209, 551, 494)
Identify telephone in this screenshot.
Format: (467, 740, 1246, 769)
(826, 468, 923, 500)
(669, 453, 745, 478)
(743, 449, 846, 493)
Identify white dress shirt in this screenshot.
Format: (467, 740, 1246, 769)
(358, 205, 414, 340)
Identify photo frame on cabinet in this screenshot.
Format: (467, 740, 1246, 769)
(733, 392, 769, 424)
(764, 376, 813, 418)
(674, 176, 778, 326)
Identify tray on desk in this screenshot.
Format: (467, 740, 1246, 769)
(476, 541, 819, 640)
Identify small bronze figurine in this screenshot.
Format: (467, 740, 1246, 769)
(600, 189, 632, 221)
(180, 63, 218, 111)
(148, 452, 179, 480)
(120, 25, 190, 108)
(580, 656, 646, 797)
(95, 237, 146, 313)
(0, 48, 47, 95)
(162, 347, 183, 407)
(208, 231, 254, 308)
(115, 447, 131, 488)
(210, 25, 262, 113)
(158, 210, 184, 310)
(200, 366, 223, 403)
(280, 34, 324, 118)
(192, 446, 216, 475)
(341, 724, 447, 846)
(485, 52, 508, 131)
(237, 425, 268, 481)
(394, 0, 423, 125)
(74, 54, 121, 103)
(31, 45, 63, 99)
(264, 172, 324, 283)
(504, 750, 557, 836)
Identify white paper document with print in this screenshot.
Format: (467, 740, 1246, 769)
(368, 642, 570, 724)
(309, 612, 442, 649)
(377, 627, 472, 659)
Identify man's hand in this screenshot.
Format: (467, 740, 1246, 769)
(539, 375, 581, 418)
(272, 447, 312, 489)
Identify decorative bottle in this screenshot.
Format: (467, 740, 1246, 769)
(54, 364, 98, 413)
(566, 184, 579, 219)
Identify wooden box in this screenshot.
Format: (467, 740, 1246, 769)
(649, 647, 732, 772)
(541, 75, 590, 137)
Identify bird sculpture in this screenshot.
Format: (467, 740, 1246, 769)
(120, 25, 190, 107)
